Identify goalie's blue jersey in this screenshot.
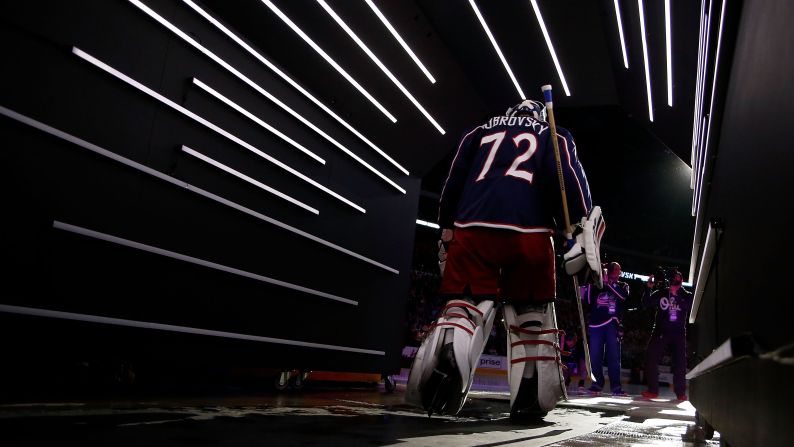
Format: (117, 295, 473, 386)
(438, 115, 592, 233)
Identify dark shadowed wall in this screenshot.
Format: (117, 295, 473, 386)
(0, 0, 421, 378)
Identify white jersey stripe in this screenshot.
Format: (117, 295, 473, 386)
(560, 134, 589, 215)
(454, 221, 553, 233)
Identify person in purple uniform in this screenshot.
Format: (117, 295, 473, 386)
(582, 262, 629, 396)
(641, 269, 693, 400)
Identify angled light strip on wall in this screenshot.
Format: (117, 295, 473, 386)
(180, 0, 409, 177)
(468, 0, 525, 99)
(0, 106, 398, 274)
(693, 116, 707, 213)
(317, 0, 444, 135)
(637, 0, 654, 122)
(191, 79, 404, 195)
(72, 47, 366, 214)
(193, 78, 324, 165)
(54, 221, 357, 305)
(691, 0, 711, 199)
(261, 0, 397, 123)
(693, 0, 714, 204)
(696, 0, 727, 217)
(690, 221, 718, 323)
(529, 0, 571, 96)
(665, 0, 673, 106)
(181, 145, 319, 215)
(613, 0, 629, 68)
(689, 0, 726, 283)
(364, 0, 435, 84)
(0, 304, 383, 355)
(415, 219, 439, 229)
(690, 0, 706, 193)
(128, 3, 406, 191)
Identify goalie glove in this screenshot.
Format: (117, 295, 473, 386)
(562, 206, 605, 288)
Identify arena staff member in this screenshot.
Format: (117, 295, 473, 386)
(642, 269, 693, 400)
(582, 262, 629, 396)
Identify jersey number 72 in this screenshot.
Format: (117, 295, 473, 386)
(475, 131, 538, 184)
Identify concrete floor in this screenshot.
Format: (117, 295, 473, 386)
(0, 382, 719, 446)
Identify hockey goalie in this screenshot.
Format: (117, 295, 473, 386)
(406, 98, 604, 420)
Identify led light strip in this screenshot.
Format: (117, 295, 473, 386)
(689, 0, 705, 192)
(192, 78, 324, 165)
(131, 2, 407, 186)
(468, 0, 525, 99)
(529, 0, 571, 96)
(637, 0, 654, 122)
(177, 0, 410, 178)
(363, 0, 436, 84)
(690, 221, 718, 323)
(690, 0, 726, 284)
(0, 304, 384, 355)
(613, 0, 629, 68)
(415, 219, 439, 229)
(193, 76, 405, 195)
(690, 0, 706, 193)
(0, 105, 399, 274)
(72, 47, 365, 214)
(54, 220, 358, 305)
(693, 0, 714, 212)
(317, 0, 445, 135)
(181, 145, 319, 215)
(685, 336, 738, 380)
(695, 0, 728, 212)
(693, 117, 707, 214)
(665, 0, 673, 106)
(261, 0, 397, 123)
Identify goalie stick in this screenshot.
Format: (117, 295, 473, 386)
(541, 84, 596, 383)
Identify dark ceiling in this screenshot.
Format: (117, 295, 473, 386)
(193, 0, 699, 271)
(201, 0, 700, 175)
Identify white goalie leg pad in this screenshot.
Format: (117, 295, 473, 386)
(405, 299, 496, 414)
(504, 303, 567, 415)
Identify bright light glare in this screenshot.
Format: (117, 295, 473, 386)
(180, 0, 409, 176)
(638, 0, 654, 121)
(666, 0, 673, 106)
(317, 0, 445, 134)
(416, 219, 440, 229)
(614, 0, 629, 68)
(468, 0, 526, 99)
(364, 0, 436, 84)
(261, 0, 397, 123)
(529, 0, 571, 96)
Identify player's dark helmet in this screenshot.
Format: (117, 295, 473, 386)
(505, 99, 547, 121)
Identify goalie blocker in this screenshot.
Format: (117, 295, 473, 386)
(562, 206, 606, 288)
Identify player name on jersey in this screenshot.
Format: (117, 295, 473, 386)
(481, 115, 549, 135)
